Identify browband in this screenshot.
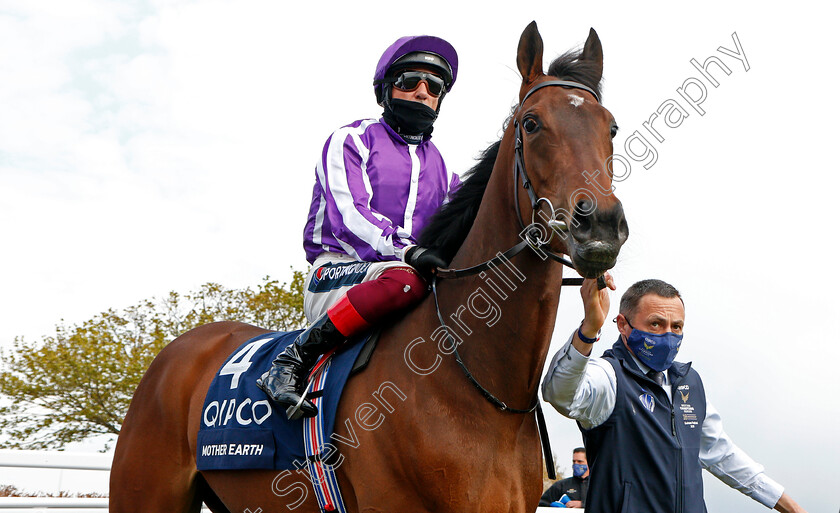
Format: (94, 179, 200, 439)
(520, 79, 601, 105)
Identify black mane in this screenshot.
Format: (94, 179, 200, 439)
(417, 141, 499, 263)
(417, 48, 601, 263)
(546, 49, 603, 98)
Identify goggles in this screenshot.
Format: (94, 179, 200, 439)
(390, 71, 445, 97)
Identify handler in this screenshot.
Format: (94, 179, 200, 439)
(257, 34, 459, 418)
(542, 276, 808, 513)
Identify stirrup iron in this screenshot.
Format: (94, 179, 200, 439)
(285, 382, 312, 420)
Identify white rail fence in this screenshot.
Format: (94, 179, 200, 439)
(0, 450, 565, 512)
(0, 450, 110, 512)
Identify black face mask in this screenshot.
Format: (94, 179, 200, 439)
(383, 98, 438, 142)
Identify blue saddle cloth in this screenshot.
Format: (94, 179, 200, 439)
(196, 330, 367, 470)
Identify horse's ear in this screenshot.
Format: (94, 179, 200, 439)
(580, 27, 603, 83)
(517, 21, 544, 84)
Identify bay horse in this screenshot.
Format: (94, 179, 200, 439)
(110, 22, 627, 513)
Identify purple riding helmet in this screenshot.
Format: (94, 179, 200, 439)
(373, 35, 458, 111)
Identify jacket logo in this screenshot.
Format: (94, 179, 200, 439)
(638, 393, 655, 413)
(677, 384, 690, 403)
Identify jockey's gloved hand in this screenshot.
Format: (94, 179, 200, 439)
(403, 246, 446, 280)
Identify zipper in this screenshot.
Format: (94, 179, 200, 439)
(672, 377, 683, 513)
(671, 409, 677, 436)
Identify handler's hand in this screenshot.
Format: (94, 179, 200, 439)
(774, 493, 808, 513)
(565, 500, 583, 508)
(572, 272, 615, 356)
(580, 272, 615, 338)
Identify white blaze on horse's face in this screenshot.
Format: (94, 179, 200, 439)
(568, 94, 585, 107)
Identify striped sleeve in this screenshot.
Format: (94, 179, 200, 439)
(446, 166, 461, 201)
(317, 122, 406, 261)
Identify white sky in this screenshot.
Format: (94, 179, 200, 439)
(1, 1, 837, 510)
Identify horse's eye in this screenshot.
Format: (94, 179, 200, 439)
(610, 122, 619, 139)
(523, 117, 539, 134)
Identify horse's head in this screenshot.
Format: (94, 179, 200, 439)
(513, 22, 628, 278)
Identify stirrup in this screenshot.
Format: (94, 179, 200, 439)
(285, 382, 312, 420)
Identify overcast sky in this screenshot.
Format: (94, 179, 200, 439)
(1, 1, 837, 510)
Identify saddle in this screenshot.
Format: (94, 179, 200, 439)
(196, 329, 380, 472)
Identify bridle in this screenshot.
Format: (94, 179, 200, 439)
(435, 80, 601, 281)
(428, 79, 604, 479)
(513, 80, 601, 261)
(431, 79, 604, 413)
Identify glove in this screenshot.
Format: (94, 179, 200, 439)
(550, 494, 571, 507)
(403, 246, 446, 279)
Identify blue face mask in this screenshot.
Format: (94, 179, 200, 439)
(572, 463, 588, 478)
(624, 319, 683, 372)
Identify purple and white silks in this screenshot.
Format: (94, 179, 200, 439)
(303, 118, 459, 264)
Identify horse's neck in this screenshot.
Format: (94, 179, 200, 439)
(441, 145, 566, 402)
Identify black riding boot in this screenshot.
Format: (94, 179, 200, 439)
(256, 313, 346, 419)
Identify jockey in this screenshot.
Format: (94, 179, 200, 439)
(257, 34, 460, 418)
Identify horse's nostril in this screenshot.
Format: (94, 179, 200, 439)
(572, 206, 593, 242)
(618, 216, 629, 243)
(572, 202, 629, 246)
(575, 199, 593, 216)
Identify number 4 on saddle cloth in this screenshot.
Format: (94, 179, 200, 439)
(197, 329, 379, 512)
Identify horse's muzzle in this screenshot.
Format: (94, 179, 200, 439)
(568, 201, 628, 278)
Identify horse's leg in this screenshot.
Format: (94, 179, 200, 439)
(110, 321, 268, 513)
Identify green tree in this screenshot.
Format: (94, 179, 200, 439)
(0, 271, 306, 450)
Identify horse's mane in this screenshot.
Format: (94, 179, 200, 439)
(417, 141, 500, 263)
(546, 49, 603, 98)
(417, 49, 602, 264)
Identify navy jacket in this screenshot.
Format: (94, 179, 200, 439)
(539, 475, 589, 506)
(581, 339, 707, 513)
